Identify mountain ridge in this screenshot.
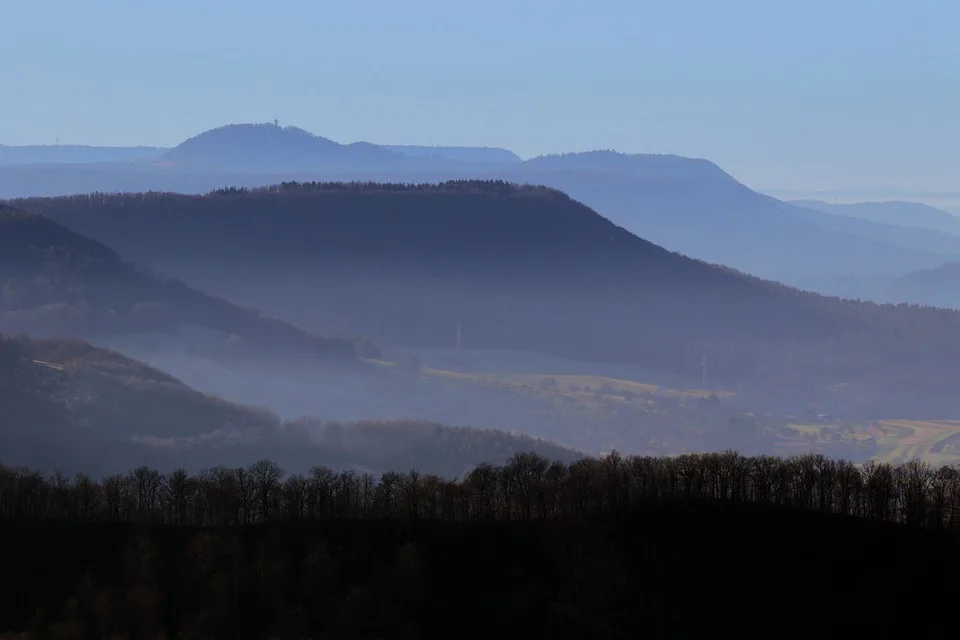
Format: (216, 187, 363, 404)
(791, 199, 960, 236)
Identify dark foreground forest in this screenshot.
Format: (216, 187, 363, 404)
(0, 451, 957, 638)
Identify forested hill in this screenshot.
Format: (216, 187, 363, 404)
(0, 335, 582, 477)
(17, 182, 739, 285)
(0, 209, 365, 361)
(16, 181, 960, 411)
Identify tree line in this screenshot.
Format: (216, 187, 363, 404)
(3, 450, 959, 530)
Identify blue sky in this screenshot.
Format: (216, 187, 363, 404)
(1, 0, 958, 192)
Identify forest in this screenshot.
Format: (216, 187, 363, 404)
(0, 450, 958, 638)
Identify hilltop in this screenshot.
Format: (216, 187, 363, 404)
(518, 150, 734, 178)
(19, 181, 960, 416)
(0, 208, 365, 361)
(163, 123, 404, 172)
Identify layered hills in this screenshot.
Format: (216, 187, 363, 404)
(3, 123, 954, 295)
(18, 181, 960, 416)
(792, 199, 960, 237)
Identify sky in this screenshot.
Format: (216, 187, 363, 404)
(1, 0, 958, 193)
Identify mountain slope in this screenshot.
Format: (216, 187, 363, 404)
(0, 335, 581, 478)
(18, 181, 960, 415)
(0, 208, 362, 361)
(490, 154, 948, 282)
(791, 199, 960, 236)
(0, 334, 278, 473)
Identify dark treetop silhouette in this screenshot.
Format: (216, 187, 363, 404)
(0, 450, 956, 638)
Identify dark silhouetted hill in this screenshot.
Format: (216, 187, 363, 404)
(0, 335, 581, 478)
(19, 181, 960, 415)
(0, 208, 363, 361)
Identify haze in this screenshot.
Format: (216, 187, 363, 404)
(3, 0, 959, 195)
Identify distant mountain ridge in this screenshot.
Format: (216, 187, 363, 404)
(882, 261, 960, 309)
(790, 199, 960, 237)
(162, 123, 403, 172)
(383, 145, 521, 164)
(518, 150, 733, 179)
(2, 122, 958, 294)
(0, 143, 166, 165)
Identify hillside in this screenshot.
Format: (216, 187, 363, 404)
(19, 181, 960, 416)
(0, 208, 363, 361)
(489, 156, 948, 283)
(0, 335, 581, 477)
(787, 199, 960, 258)
(0, 335, 278, 473)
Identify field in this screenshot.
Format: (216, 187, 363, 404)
(774, 419, 960, 466)
(422, 370, 733, 401)
(366, 357, 731, 406)
(362, 354, 740, 455)
(372, 351, 960, 466)
(872, 420, 960, 465)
